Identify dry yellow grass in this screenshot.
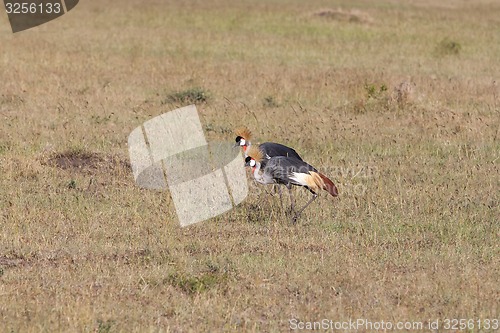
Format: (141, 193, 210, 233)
(0, 0, 499, 332)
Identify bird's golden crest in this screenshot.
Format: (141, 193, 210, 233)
(246, 145, 264, 162)
(234, 126, 252, 141)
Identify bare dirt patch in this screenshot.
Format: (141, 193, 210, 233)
(47, 151, 103, 170)
(313, 8, 374, 24)
(44, 150, 130, 174)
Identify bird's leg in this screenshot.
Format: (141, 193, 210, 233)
(287, 185, 296, 219)
(277, 185, 284, 210)
(292, 193, 318, 224)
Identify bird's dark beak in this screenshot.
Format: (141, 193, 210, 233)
(233, 143, 240, 148)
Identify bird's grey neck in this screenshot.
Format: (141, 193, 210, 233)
(253, 161, 274, 185)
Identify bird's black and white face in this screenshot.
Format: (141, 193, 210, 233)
(244, 156, 256, 167)
(235, 136, 247, 147)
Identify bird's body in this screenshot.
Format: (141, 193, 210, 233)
(250, 155, 338, 197)
(245, 146, 338, 223)
(234, 127, 303, 163)
(258, 142, 303, 162)
(234, 127, 305, 207)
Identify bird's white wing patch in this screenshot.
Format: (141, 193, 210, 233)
(289, 172, 309, 186)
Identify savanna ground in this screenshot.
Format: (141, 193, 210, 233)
(0, 0, 499, 332)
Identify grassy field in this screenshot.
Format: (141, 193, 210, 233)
(0, 0, 499, 332)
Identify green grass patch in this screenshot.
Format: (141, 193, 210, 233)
(164, 87, 210, 104)
(166, 271, 228, 295)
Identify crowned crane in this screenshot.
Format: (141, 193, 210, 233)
(234, 127, 304, 206)
(234, 127, 303, 163)
(244, 146, 338, 223)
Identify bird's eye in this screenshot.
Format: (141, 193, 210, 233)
(249, 159, 256, 167)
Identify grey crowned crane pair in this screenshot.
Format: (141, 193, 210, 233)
(235, 127, 338, 223)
